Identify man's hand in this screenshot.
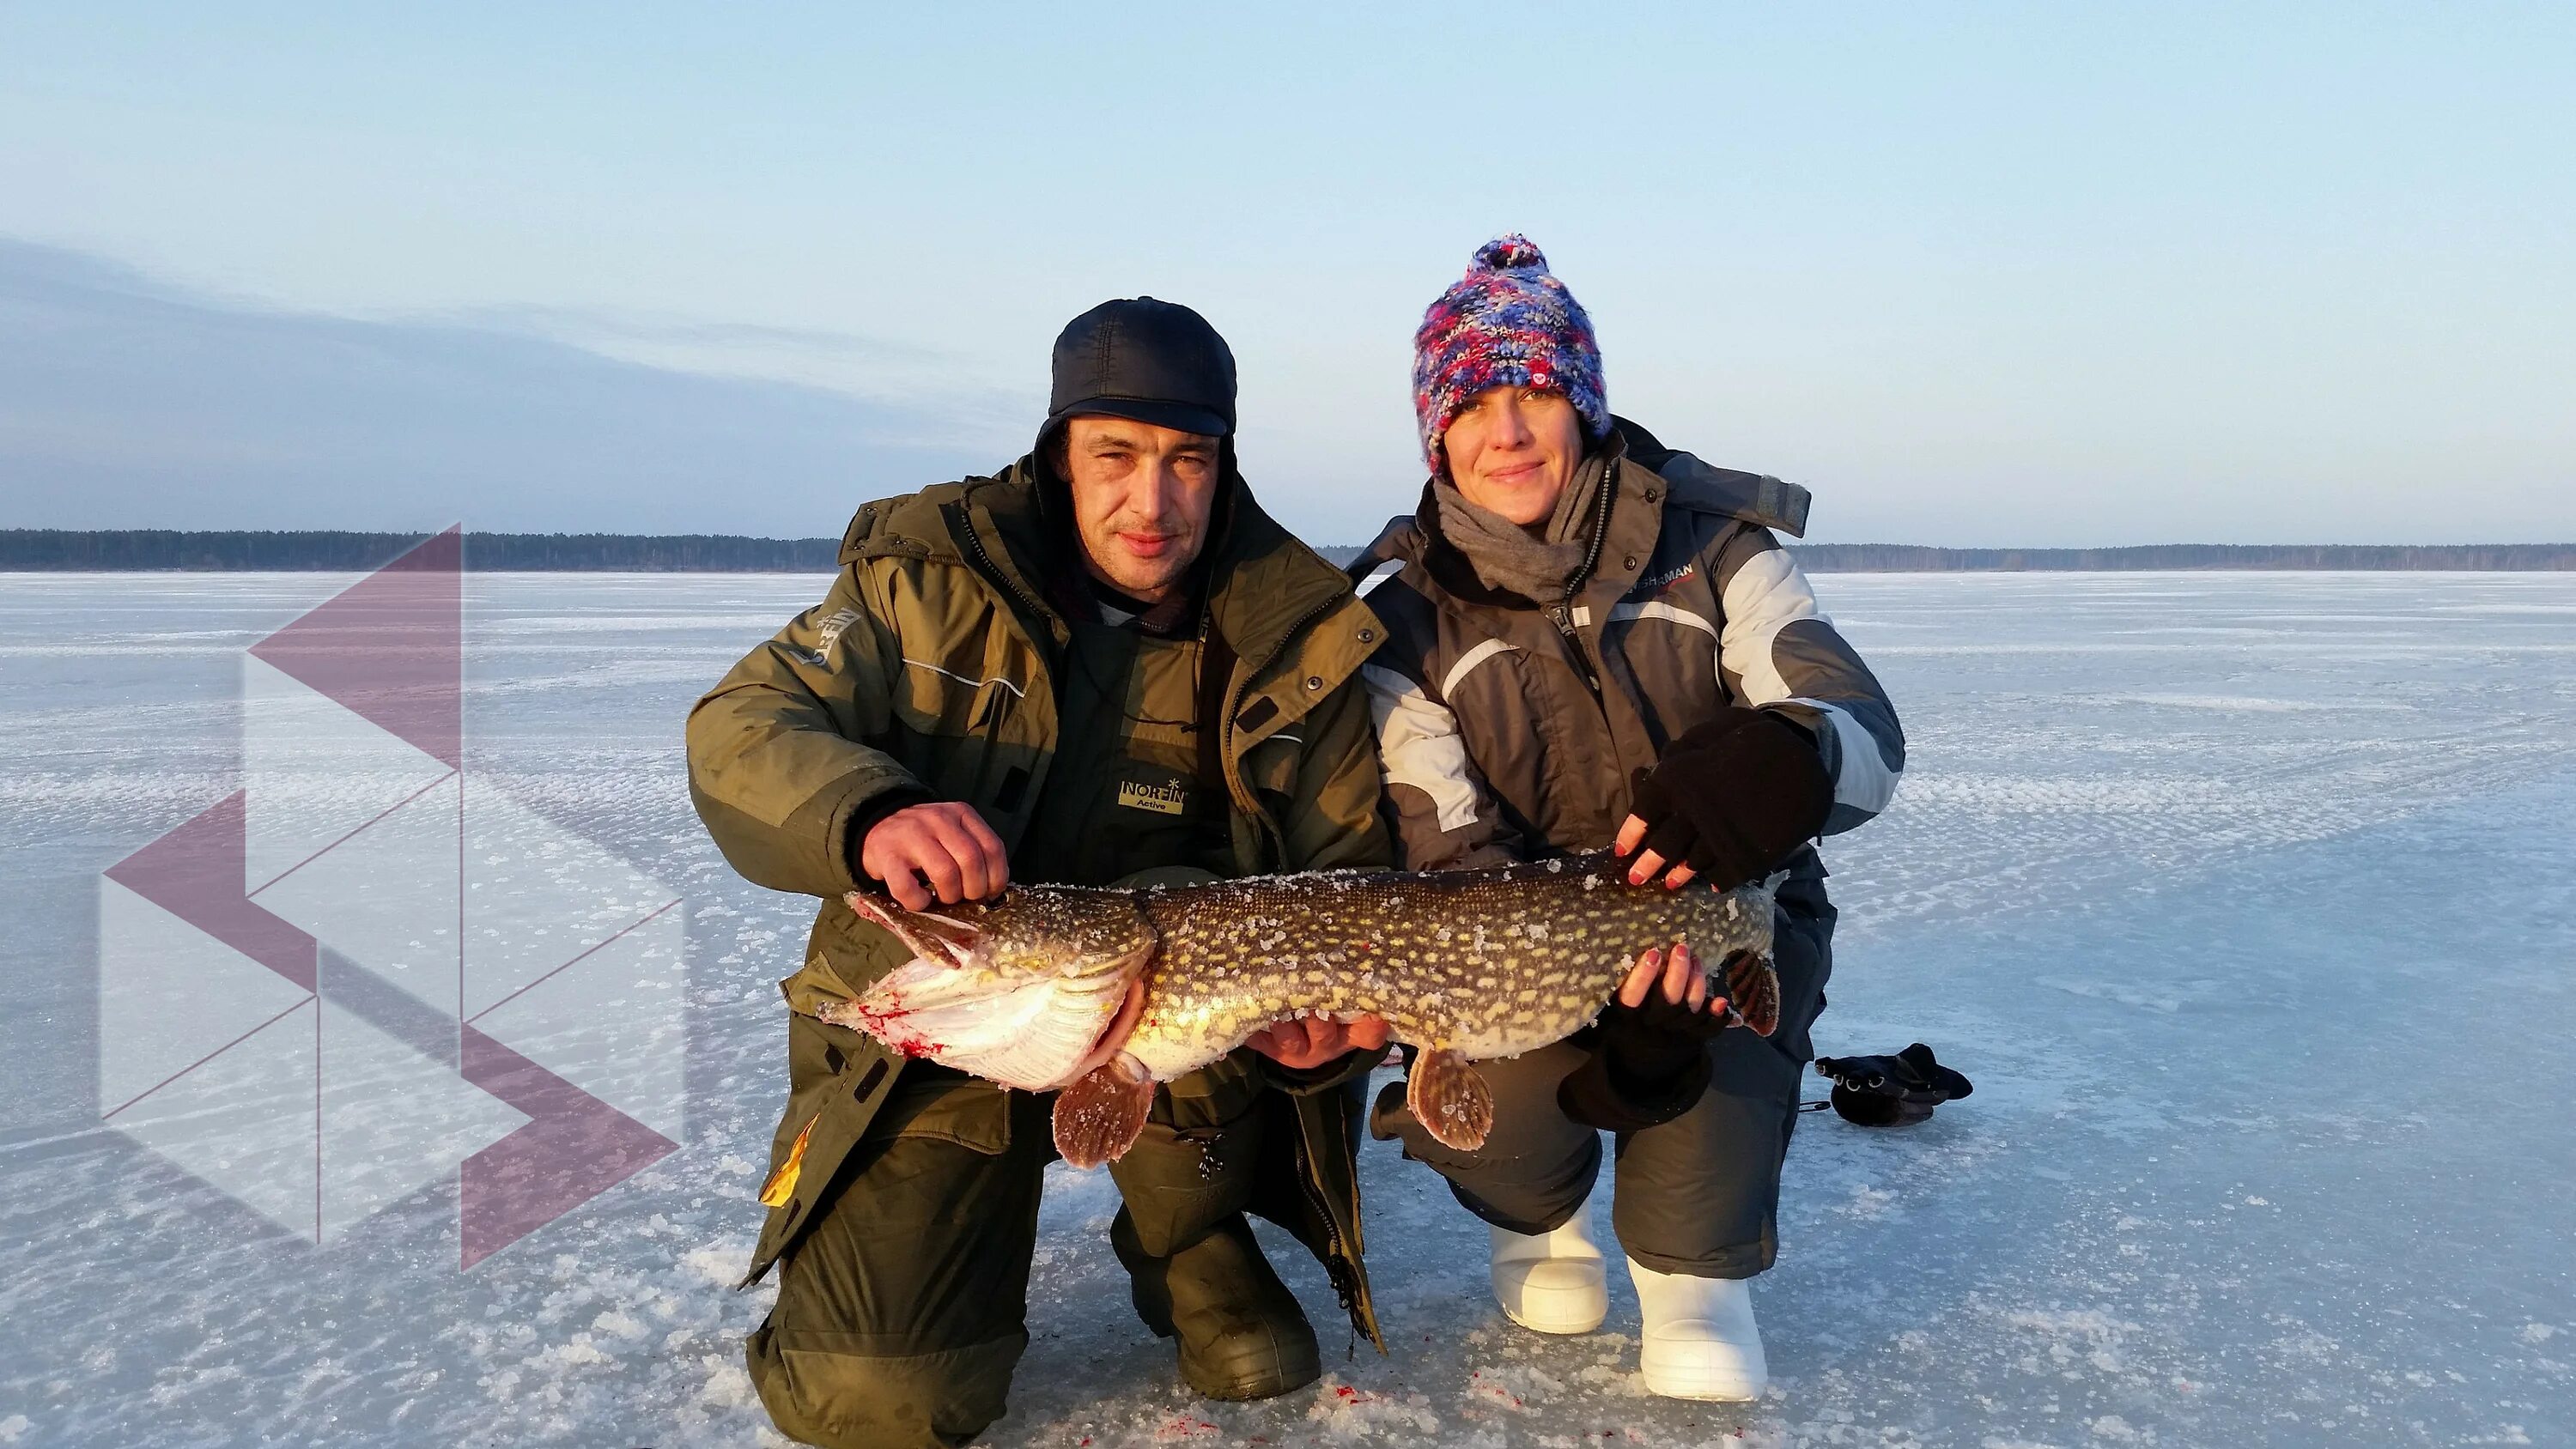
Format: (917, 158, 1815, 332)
(1614, 942, 1725, 1016)
(1246, 1013, 1391, 1071)
(860, 802, 1009, 910)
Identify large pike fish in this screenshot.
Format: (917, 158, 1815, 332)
(820, 853, 1778, 1168)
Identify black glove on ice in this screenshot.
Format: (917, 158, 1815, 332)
(1556, 975, 1738, 1133)
(1814, 1043, 1974, 1126)
(1627, 706, 1834, 890)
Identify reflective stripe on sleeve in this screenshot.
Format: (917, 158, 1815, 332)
(1360, 664, 1484, 833)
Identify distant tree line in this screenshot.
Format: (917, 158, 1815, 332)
(0, 530, 841, 572)
(1309, 542, 2576, 572)
(1782, 543, 2576, 572)
(4, 530, 2572, 573)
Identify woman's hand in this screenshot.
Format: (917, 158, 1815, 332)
(1614, 942, 1726, 1016)
(1561, 944, 1740, 1133)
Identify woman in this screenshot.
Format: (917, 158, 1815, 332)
(1358, 236, 1904, 1401)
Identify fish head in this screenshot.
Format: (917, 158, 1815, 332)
(831, 887, 1159, 1091)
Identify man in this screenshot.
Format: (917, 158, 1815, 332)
(1357, 236, 1905, 1401)
(687, 298, 1393, 1449)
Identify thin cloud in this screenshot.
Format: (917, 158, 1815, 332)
(0, 239, 1018, 536)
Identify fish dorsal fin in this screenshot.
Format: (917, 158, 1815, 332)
(1053, 1053, 1155, 1169)
(1406, 1048, 1494, 1152)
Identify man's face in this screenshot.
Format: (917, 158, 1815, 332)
(1441, 385, 1585, 526)
(1060, 415, 1222, 603)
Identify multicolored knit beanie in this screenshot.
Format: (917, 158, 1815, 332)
(1411, 234, 1608, 470)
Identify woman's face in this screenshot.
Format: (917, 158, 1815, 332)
(1441, 385, 1585, 526)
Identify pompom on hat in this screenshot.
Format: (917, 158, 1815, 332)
(1411, 234, 1607, 470)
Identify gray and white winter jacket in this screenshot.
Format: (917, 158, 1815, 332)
(1353, 427, 1903, 878)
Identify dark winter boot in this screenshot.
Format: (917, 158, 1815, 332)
(1113, 1208, 1321, 1401)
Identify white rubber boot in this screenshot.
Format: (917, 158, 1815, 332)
(1488, 1206, 1607, 1334)
(1626, 1257, 1767, 1401)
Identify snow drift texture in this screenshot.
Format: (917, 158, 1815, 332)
(2, 570, 2571, 1447)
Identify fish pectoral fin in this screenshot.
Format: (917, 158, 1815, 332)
(1062, 964, 1153, 1088)
(1722, 951, 1782, 1038)
(1053, 1053, 1155, 1170)
(1406, 1048, 1495, 1152)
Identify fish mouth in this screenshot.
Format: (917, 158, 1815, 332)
(835, 947, 1151, 1090)
(848, 893, 986, 968)
(834, 891, 1158, 1089)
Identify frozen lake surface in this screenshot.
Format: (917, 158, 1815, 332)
(3, 570, 2571, 1447)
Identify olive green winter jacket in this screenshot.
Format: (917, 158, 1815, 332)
(685, 455, 1394, 1339)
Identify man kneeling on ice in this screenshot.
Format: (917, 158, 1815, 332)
(687, 299, 1399, 1448)
(1357, 236, 1906, 1402)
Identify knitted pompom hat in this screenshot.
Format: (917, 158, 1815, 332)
(1411, 234, 1607, 470)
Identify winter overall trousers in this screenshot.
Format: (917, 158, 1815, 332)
(746, 1018, 1291, 1449)
(1372, 884, 1833, 1278)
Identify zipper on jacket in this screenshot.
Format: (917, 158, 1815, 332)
(1289, 1108, 1370, 1348)
(957, 500, 1058, 640)
(1547, 454, 1619, 702)
(1547, 603, 1601, 700)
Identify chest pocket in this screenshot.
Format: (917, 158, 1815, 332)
(890, 643, 1034, 814)
(1445, 640, 1607, 822)
(861, 1074, 1014, 1155)
(1603, 594, 1728, 747)
(1072, 757, 1230, 886)
(1241, 731, 1302, 813)
(1022, 625, 1230, 885)
(891, 650, 1026, 737)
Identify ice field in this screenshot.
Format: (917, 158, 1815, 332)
(3, 569, 2572, 1447)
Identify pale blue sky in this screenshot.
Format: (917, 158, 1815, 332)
(3, 3, 2570, 544)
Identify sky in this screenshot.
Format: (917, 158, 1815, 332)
(2, 3, 2570, 546)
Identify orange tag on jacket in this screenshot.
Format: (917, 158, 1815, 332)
(759, 1116, 818, 1209)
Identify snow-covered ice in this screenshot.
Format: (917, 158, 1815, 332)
(3, 569, 2572, 1446)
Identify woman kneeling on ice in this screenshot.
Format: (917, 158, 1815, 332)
(1356, 236, 1905, 1402)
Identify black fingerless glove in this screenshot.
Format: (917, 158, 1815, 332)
(1556, 990, 1730, 1133)
(1814, 1043, 1973, 1125)
(1627, 706, 1833, 890)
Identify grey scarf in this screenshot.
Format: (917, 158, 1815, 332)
(1431, 451, 1609, 602)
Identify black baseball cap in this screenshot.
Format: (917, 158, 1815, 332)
(1044, 297, 1236, 440)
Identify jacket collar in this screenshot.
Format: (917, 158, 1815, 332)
(1574, 452, 1673, 612)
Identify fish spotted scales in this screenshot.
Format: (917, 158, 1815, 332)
(824, 852, 1778, 1167)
